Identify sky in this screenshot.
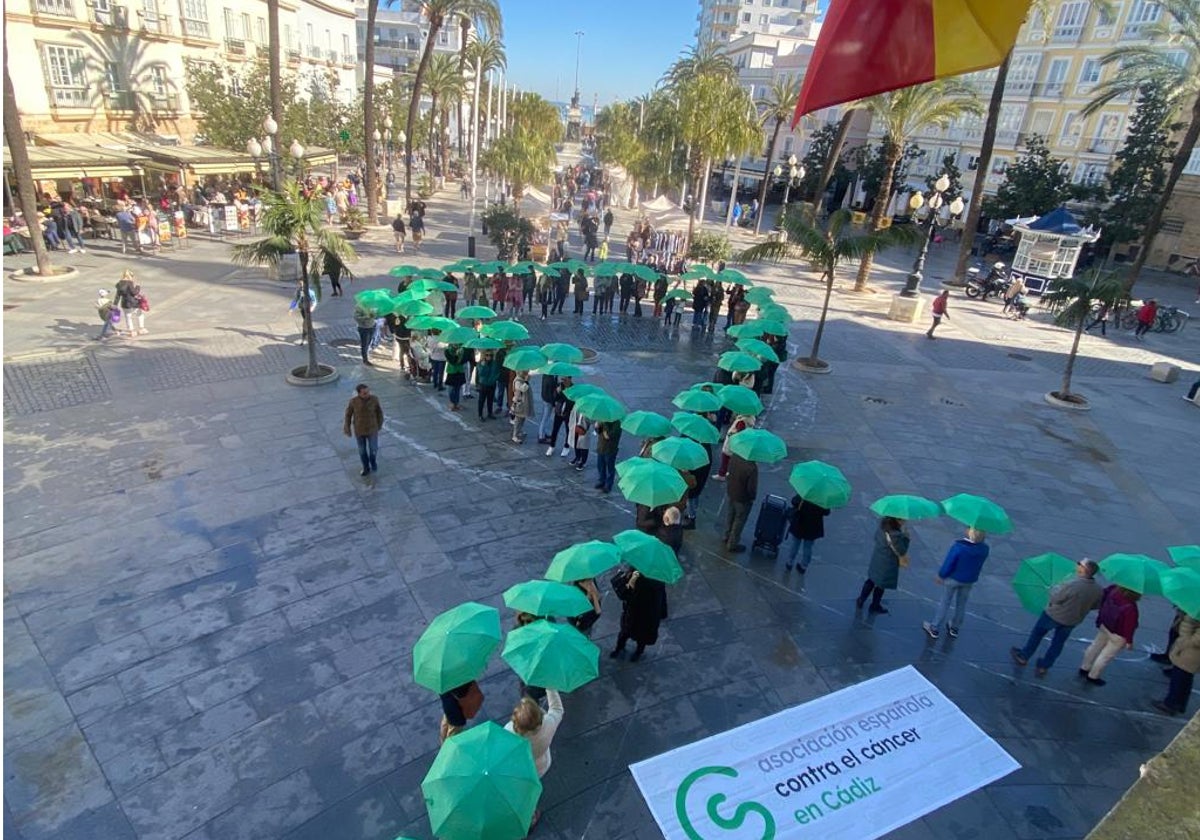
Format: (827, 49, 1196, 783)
(498, 0, 699, 106)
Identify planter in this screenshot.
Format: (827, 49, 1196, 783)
(793, 357, 831, 374)
(286, 363, 340, 387)
(342, 229, 365, 240)
(1044, 390, 1090, 411)
(9, 265, 78, 283)
(578, 347, 600, 364)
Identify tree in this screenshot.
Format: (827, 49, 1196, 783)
(267, 0, 282, 176)
(737, 208, 917, 369)
(687, 232, 732, 263)
(1041, 269, 1125, 404)
(925, 153, 965, 203)
(848, 140, 921, 213)
(406, 0, 502, 207)
(481, 203, 533, 259)
(1085, 0, 1200, 290)
(231, 183, 356, 379)
(752, 75, 801, 234)
(462, 34, 506, 173)
(479, 93, 560, 212)
(4, 27, 52, 276)
(423, 53, 464, 175)
(983, 134, 1071, 221)
(595, 101, 648, 198)
(797, 122, 849, 206)
(853, 80, 981, 291)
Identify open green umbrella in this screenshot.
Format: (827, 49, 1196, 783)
(718, 384, 764, 416)
(502, 621, 600, 692)
(651, 436, 710, 470)
(717, 268, 751, 286)
(736, 338, 780, 363)
(564, 258, 590, 272)
(753, 319, 790, 337)
(542, 361, 583, 377)
(680, 269, 709, 281)
(475, 261, 508, 274)
(1012, 553, 1079, 614)
(631, 264, 660, 281)
(502, 580, 592, 618)
(684, 264, 718, 279)
(1168, 545, 1200, 570)
(540, 342, 584, 363)
(409, 278, 453, 294)
(564, 383, 605, 401)
(442, 261, 474, 273)
(545, 540, 622, 582)
(744, 287, 776, 306)
(941, 493, 1013, 534)
(672, 388, 722, 413)
(1099, 553, 1170, 596)
(616, 456, 658, 479)
(613, 529, 685, 584)
(727, 429, 787, 463)
(482, 320, 531, 341)
(422, 721, 542, 840)
(395, 287, 432, 302)
(671, 411, 721, 444)
(758, 303, 791, 323)
(664, 288, 693, 301)
(457, 305, 498, 320)
(542, 262, 570, 273)
(466, 336, 504, 350)
(726, 323, 765, 339)
(618, 460, 687, 507)
(409, 315, 458, 332)
(443, 326, 479, 346)
(593, 261, 621, 277)
(575, 393, 628, 422)
(788, 461, 851, 509)
(412, 602, 502, 694)
(389, 264, 422, 277)
(355, 288, 393, 309)
(869, 494, 942, 520)
(502, 347, 548, 371)
(393, 298, 436, 318)
(1160, 567, 1200, 619)
(622, 410, 673, 438)
(511, 261, 539, 273)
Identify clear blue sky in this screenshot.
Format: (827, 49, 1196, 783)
(499, 0, 698, 105)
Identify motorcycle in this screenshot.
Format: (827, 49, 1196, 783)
(965, 262, 1009, 301)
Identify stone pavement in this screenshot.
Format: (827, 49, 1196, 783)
(3, 189, 1199, 840)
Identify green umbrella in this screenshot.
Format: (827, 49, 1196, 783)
(412, 602, 502, 694)
(417, 266, 450, 278)
(354, 288, 393, 309)
(752, 319, 790, 337)
(869, 494, 942, 520)
(1168, 545, 1200, 570)
(718, 384, 764, 416)
(422, 721, 542, 840)
(680, 269, 710, 281)
(672, 388, 722, 413)
(1099, 553, 1170, 596)
(663, 288, 693, 301)
(683, 264, 718, 279)
(788, 461, 852, 509)
(1160, 567, 1200, 619)
(593, 261, 621, 277)
(395, 287, 432, 302)
(941, 493, 1013, 534)
(502, 621, 600, 692)
(575, 393, 628, 422)
(718, 351, 764, 373)
(617, 461, 687, 507)
(564, 258, 589, 272)
(482, 320, 531, 341)
(541, 262, 570, 273)
(542, 361, 584, 377)
(466, 336, 504, 350)
(443, 326, 479, 346)
(502, 347, 548, 371)
(1012, 553, 1079, 614)
(744, 287, 776, 306)
(612, 529, 685, 584)
(408, 278, 446, 294)
(564, 383, 605, 401)
(671, 411, 721, 444)
(409, 315, 458, 332)
(651, 436, 710, 470)
(727, 428, 787, 463)
(622, 410, 673, 438)
(442, 261, 473, 273)
(457, 305, 497, 320)
(475, 260, 508, 273)
(540, 342, 584, 363)
(502, 580, 592, 618)
(389, 264, 423, 277)
(631, 264, 660, 281)
(726, 323, 765, 340)
(759, 303, 790, 323)
(511, 260, 539, 273)
(393, 298, 436, 318)
(545, 540, 622, 582)
(717, 268, 751, 285)
(616, 456, 658, 479)
(736, 338, 781, 363)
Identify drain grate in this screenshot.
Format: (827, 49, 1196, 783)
(940, 397, 966, 407)
(863, 396, 889, 405)
(1008, 353, 1033, 361)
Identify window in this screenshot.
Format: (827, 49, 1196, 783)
(1074, 161, 1105, 186)
(229, 76, 243, 97)
(105, 61, 124, 91)
(1060, 111, 1082, 146)
(1078, 57, 1101, 87)
(241, 13, 251, 40)
(223, 9, 237, 38)
(783, 136, 793, 154)
(1164, 49, 1189, 68)
(1124, 0, 1162, 38)
(1097, 3, 1119, 26)
(438, 29, 449, 45)
(1028, 110, 1053, 137)
(1007, 52, 1041, 92)
(1053, 2, 1087, 40)
(326, 28, 332, 49)
(283, 24, 292, 49)
(1090, 113, 1123, 153)
(742, 12, 751, 22)
(759, 14, 768, 25)
(721, 11, 730, 22)
(306, 23, 314, 44)
(35, 0, 75, 16)
(343, 33, 350, 58)
(43, 44, 88, 105)
(181, 0, 209, 37)
(256, 18, 266, 44)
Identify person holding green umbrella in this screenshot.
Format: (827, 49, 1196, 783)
(785, 496, 831, 573)
(922, 527, 991, 640)
(857, 517, 911, 615)
(503, 689, 564, 831)
(611, 565, 669, 663)
(1010, 558, 1102, 677)
(1077, 583, 1141, 686)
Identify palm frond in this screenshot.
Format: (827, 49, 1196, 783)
(734, 242, 797, 264)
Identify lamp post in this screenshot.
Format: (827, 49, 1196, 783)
(245, 114, 282, 190)
(901, 173, 964, 297)
(383, 115, 396, 201)
(572, 30, 584, 103)
(773, 155, 804, 213)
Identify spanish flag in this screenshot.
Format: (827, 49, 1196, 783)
(792, 0, 1032, 125)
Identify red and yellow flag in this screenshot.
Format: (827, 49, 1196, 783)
(792, 0, 1032, 125)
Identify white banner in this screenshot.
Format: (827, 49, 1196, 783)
(630, 666, 1018, 840)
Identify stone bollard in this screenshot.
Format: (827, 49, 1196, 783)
(1148, 362, 1180, 384)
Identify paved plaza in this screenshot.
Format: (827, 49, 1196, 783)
(3, 192, 1199, 840)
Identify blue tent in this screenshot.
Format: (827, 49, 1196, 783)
(1026, 207, 1084, 236)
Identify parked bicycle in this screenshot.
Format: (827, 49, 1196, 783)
(1116, 304, 1189, 334)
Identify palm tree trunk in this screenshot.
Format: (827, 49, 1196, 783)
(429, 92, 440, 163)
(441, 107, 451, 177)
(953, 50, 1010, 285)
(753, 118, 783, 235)
(1060, 312, 1086, 398)
(853, 141, 901, 291)
(363, 1, 379, 222)
(1124, 93, 1200, 292)
(696, 156, 713, 235)
(3, 35, 53, 277)
(457, 16, 470, 156)
(812, 110, 854, 220)
(808, 269, 835, 362)
(406, 24, 441, 208)
(267, 0, 283, 190)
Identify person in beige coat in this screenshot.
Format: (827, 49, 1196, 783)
(1153, 614, 1200, 716)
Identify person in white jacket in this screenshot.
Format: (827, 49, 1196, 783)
(505, 689, 563, 828)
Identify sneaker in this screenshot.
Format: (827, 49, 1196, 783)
(560, 447, 570, 458)
(575, 464, 585, 472)
(1086, 676, 1107, 686)
(545, 446, 554, 457)
(868, 603, 889, 615)
(947, 626, 959, 639)
(922, 621, 939, 639)
(1078, 668, 1089, 678)
(1010, 648, 1028, 667)
(712, 474, 726, 482)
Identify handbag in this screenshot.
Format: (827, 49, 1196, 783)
(884, 532, 910, 569)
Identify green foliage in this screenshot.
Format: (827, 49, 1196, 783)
(798, 123, 848, 202)
(983, 135, 1071, 221)
(479, 93, 560, 208)
(342, 206, 367, 232)
(595, 101, 646, 176)
(482, 204, 533, 260)
(687, 232, 732, 263)
(1040, 268, 1127, 397)
(848, 141, 920, 210)
(924, 153, 965, 203)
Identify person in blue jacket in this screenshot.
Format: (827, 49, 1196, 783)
(923, 528, 989, 639)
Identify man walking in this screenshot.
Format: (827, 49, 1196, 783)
(722, 453, 758, 553)
(343, 383, 384, 476)
(1010, 558, 1102, 676)
(537, 372, 558, 444)
(594, 419, 621, 494)
(927, 290, 949, 339)
(354, 303, 377, 366)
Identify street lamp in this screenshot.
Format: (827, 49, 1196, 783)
(774, 154, 805, 209)
(246, 114, 282, 190)
(901, 173, 965, 297)
(383, 115, 396, 199)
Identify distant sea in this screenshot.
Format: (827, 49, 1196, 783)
(548, 100, 597, 126)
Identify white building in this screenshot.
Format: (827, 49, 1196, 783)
(697, 0, 819, 45)
(353, 0, 461, 85)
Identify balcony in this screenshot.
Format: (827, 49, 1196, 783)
(150, 93, 180, 112)
(286, 48, 301, 64)
(50, 86, 89, 108)
(1050, 25, 1082, 43)
(106, 90, 136, 111)
(34, 0, 75, 18)
(342, 53, 356, 66)
(1031, 82, 1065, 98)
(374, 38, 402, 49)
(325, 49, 338, 63)
(996, 128, 1020, 145)
(138, 10, 171, 36)
(225, 38, 247, 57)
(1085, 139, 1117, 154)
(180, 16, 210, 39)
(88, 4, 129, 28)
(1005, 80, 1034, 96)
(306, 44, 324, 59)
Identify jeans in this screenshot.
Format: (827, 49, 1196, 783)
(1163, 666, 1195, 713)
(723, 500, 752, 548)
(97, 317, 115, 339)
(538, 402, 554, 439)
(596, 451, 617, 491)
(787, 537, 814, 569)
(356, 433, 378, 471)
(357, 327, 374, 362)
(477, 384, 496, 418)
(371, 320, 383, 350)
(1081, 625, 1125, 678)
(1018, 612, 1073, 670)
(63, 228, 85, 250)
(431, 360, 446, 389)
(449, 384, 462, 405)
(931, 580, 973, 630)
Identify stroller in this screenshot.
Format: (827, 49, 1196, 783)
(1006, 292, 1030, 321)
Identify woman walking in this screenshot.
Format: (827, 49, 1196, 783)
(856, 517, 909, 615)
(1079, 585, 1140, 686)
(610, 568, 668, 662)
(786, 496, 830, 572)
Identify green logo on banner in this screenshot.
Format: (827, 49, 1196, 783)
(675, 765, 776, 840)
(338, 129, 351, 142)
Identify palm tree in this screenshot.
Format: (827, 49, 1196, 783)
(752, 75, 801, 234)
(1041, 269, 1125, 404)
(424, 53, 463, 175)
(462, 34, 506, 162)
(3, 28, 52, 276)
(737, 208, 917, 369)
(231, 183, 356, 379)
(853, 80, 981, 291)
(456, 16, 503, 154)
(1085, 0, 1200, 291)
(406, 0, 502, 207)
(480, 93, 561, 213)
(363, 0, 402, 223)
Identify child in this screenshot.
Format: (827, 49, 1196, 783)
(95, 289, 118, 340)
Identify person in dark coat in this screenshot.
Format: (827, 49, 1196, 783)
(683, 441, 713, 529)
(610, 569, 668, 662)
(786, 495, 830, 572)
(856, 517, 910, 615)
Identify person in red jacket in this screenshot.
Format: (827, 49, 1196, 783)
(1134, 299, 1158, 340)
(927, 290, 950, 339)
(1079, 585, 1140, 686)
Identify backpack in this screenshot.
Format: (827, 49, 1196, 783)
(98, 302, 114, 323)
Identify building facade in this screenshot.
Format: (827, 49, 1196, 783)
(697, 0, 818, 45)
(353, 0, 461, 85)
(4, 0, 358, 143)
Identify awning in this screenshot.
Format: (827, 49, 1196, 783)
(37, 132, 256, 176)
(2, 143, 148, 179)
